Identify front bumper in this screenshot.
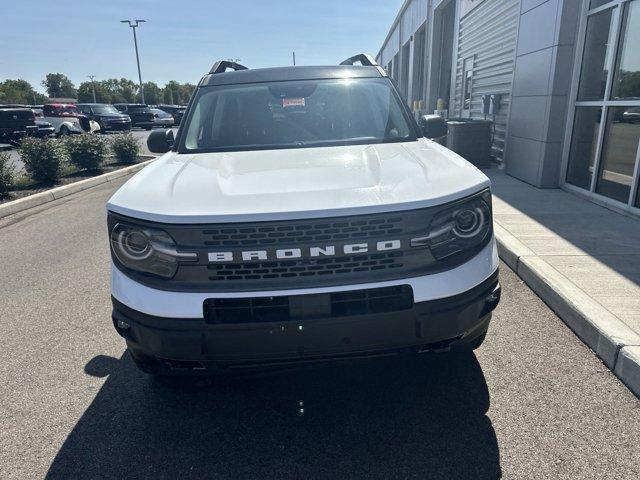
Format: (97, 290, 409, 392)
(102, 120, 131, 131)
(132, 121, 154, 128)
(112, 269, 500, 371)
(0, 126, 37, 141)
(152, 119, 174, 127)
(35, 126, 55, 138)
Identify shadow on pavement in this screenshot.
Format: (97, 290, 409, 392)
(487, 169, 640, 288)
(46, 351, 500, 479)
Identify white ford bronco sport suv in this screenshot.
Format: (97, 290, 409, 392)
(107, 55, 500, 375)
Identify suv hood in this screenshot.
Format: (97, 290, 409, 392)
(107, 139, 490, 223)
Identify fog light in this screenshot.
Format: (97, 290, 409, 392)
(117, 319, 131, 330)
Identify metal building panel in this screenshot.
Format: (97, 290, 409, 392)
(381, 24, 401, 67)
(452, 0, 520, 161)
(400, 0, 428, 44)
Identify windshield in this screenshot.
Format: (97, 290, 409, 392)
(181, 78, 415, 152)
(47, 105, 79, 116)
(92, 105, 120, 115)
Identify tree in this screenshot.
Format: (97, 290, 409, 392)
(178, 83, 196, 104)
(101, 78, 125, 103)
(41, 73, 77, 99)
(117, 78, 138, 103)
(163, 81, 195, 105)
(0, 79, 47, 104)
(138, 81, 162, 104)
(616, 71, 640, 100)
(98, 78, 138, 103)
(77, 81, 109, 103)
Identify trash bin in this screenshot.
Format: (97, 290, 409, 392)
(446, 118, 493, 167)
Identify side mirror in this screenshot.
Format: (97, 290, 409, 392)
(147, 128, 174, 154)
(420, 115, 448, 139)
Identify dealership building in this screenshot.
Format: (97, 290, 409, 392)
(377, 0, 640, 216)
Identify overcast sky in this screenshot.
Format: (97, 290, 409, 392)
(0, 0, 403, 93)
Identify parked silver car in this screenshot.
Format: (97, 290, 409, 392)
(149, 108, 174, 128)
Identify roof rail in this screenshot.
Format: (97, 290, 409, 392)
(209, 60, 248, 75)
(339, 54, 378, 67)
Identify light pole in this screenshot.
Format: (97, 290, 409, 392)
(120, 19, 146, 104)
(87, 75, 97, 102)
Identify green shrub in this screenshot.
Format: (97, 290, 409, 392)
(0, 150, 15, 197)
(110, 133, 140, 164)
(65, 134, 108, 171)
(19, 137, 66, 184)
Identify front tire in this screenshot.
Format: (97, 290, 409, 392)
(58, 125, 69, 137)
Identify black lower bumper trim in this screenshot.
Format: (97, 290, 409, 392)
(112, 270, 500, 368)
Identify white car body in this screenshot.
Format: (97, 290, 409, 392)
(108, 139, 497, 317)
(43, 115, 100, 135)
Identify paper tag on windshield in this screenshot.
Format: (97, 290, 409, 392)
(283, 98, 305, 108)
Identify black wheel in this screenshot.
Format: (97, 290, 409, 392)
(58, 125, 69, 137)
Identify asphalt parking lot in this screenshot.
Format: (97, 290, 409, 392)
(2, 128, 171, 172)
(1, 179, 639, 480)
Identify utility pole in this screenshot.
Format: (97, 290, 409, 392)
(87, 75, 97, 103)
(293, 51, 296, 66)
(120, 19, 146, 104)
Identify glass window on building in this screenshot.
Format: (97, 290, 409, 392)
(567, 0, 640, 211)
(567, 107, 602, 189)
(590, 0, 616, 9)
(577, 8, 617, 101)
(611, 0, 640, 100)
(595, 107, 640, 202)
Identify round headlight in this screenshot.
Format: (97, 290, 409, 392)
(425, 192, 492, 261)
(110, 222, 181, 278)
(116, 228, 152, 260)
(453, 208, 485, 238)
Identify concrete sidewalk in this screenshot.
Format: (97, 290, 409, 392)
(487, 169, 640, 397)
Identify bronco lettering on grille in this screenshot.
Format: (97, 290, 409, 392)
(208, 240, 402, 263)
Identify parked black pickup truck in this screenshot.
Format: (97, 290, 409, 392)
(0, 106, 38, 145)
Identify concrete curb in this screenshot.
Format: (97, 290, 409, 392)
(0, 159, 153, 220)
(495, 226, 640, 398)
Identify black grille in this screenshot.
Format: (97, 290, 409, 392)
(207, 251, 404, 282)
(203, 285, 413, 324)
(201, 216, 404, 248)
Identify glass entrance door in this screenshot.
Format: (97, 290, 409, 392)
(565, 0, 640, 212)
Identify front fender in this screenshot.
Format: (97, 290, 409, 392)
(60, 120, 82, 133)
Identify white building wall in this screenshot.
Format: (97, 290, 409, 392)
(380, 24, 400, 68)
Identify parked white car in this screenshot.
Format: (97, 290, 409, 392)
(42, 103, 100, 136)
(107, 55, 501, 376)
